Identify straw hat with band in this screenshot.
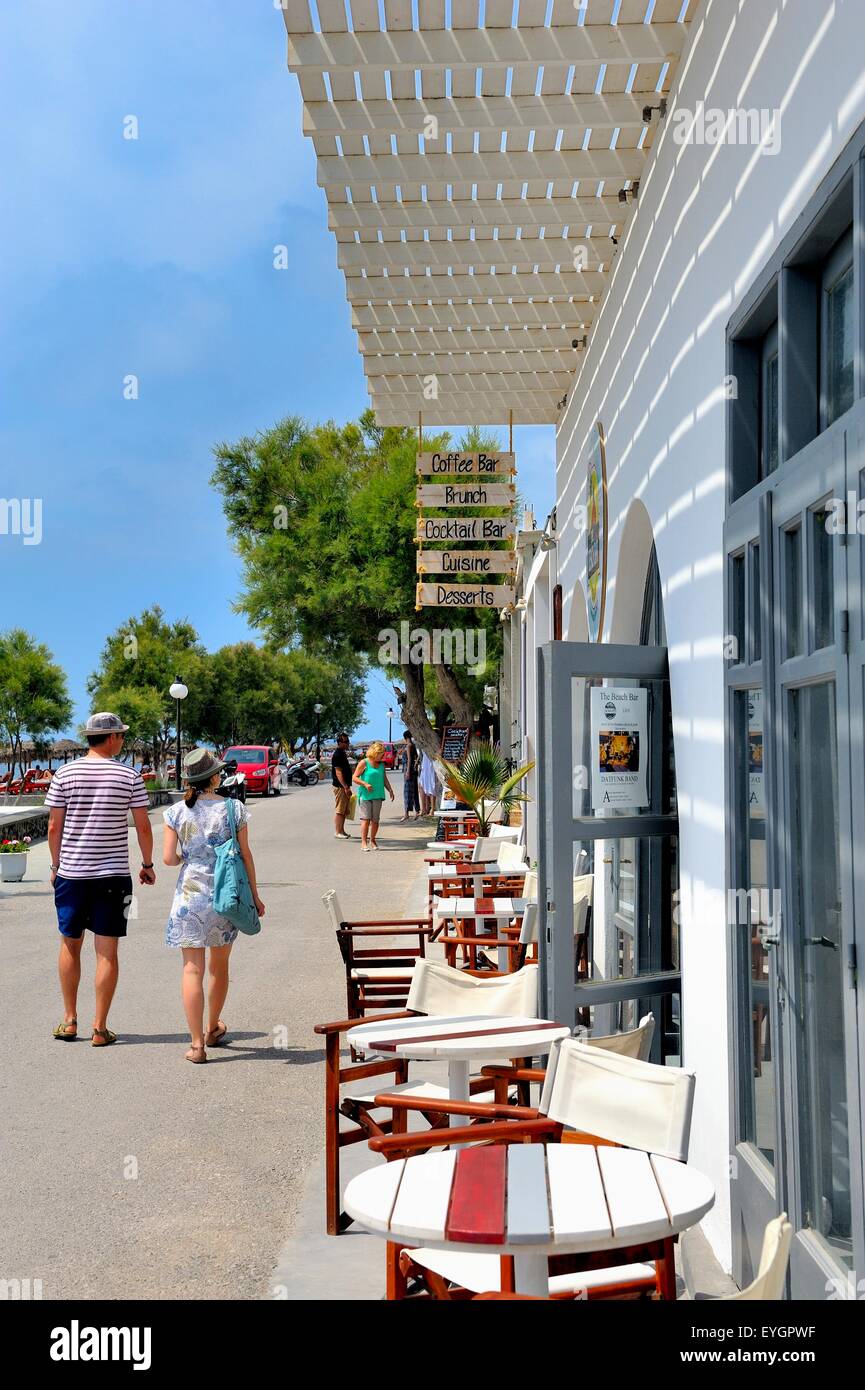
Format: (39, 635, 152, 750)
(183, 748, 227, 785)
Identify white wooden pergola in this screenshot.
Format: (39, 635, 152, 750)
(282, 0, 692, 427)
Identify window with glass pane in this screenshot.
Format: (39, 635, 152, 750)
(822, 227, 854, 428)
(811, 505, 835, 650)
(788, 682, 851, 1265)
(730, 552, 746, 663)
(734, 689, 775, 1164)
(750, 541, 762, 662)
(760, 324, 779, 477)
(784, 525, 802, 658)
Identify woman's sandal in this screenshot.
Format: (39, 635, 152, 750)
(53, 1019, 77, 1040)
(186, 1045, 208, 1064)
(205, 1022, 227, 1047)
(91, 1028, 117, 1047)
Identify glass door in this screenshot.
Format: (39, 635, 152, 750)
(771, 427, 863, 1297)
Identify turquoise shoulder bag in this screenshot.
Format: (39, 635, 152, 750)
(213, 798, 261, 935)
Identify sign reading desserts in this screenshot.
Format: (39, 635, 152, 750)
(415, 450, 516, 610)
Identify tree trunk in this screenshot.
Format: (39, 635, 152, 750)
(397, 661, 439, 761)
(432, 662, 475, 728)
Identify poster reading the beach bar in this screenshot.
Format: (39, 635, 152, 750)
(590, 687, 648, 811)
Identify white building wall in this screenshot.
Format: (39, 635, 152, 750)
(553, 0, 865, 1270)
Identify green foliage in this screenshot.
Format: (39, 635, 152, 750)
(441, 744, 535, 836)
(200, 643, 365, 749)
(0, 629, 73, 776)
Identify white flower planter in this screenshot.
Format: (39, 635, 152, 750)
(0, 853, 27, 882)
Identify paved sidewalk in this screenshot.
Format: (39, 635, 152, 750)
(0, 779, 430, 1300)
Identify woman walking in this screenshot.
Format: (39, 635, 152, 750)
(419, 749, 440, 817)
(163, 748, 265, 1063)
(352, 740, 394, 852)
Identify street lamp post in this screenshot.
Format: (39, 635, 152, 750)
(387, 707, 397, 743)
(169, 678, 189, 789)
(313, 702, 324, 760)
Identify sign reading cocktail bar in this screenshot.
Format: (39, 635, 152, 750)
(417, 516, 515, 543)
(416, 451, 515, 476)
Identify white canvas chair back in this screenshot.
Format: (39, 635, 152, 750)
(723, 1214, 792, 1301)
(407, 958, 539, 1018)
(573, 873, 593, 938)
(470, 836, 499, 862)
(518, 901, 538, 946)
(522, 869, 538, 903)
(586, 1013, 655, 1062)
(322, 890, 344, 932)
(488, 824, 521, 842)
(538, 1038, 696, 1162)
(496, 840, 527, 871)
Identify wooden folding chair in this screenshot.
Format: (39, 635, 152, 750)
(368, 1031, 693, 1301)
(322, 890, 431, 1025)
(314, 959, 540, 1236)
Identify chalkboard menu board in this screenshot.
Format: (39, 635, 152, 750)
(440, 724, 470, 763)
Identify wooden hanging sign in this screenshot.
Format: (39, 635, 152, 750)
(417, 550, 517, 576)
(416, 482, 515, 508)
(416, 582, 515, 609)
(416, 451, 516, 476)
(417, 516, 516, 543)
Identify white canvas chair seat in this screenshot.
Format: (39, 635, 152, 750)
(406, 958, 539, 1018)
(344, 1078, 495, 1108)
(407, 1247, 656, 1296)
(350, 966, 416, 983)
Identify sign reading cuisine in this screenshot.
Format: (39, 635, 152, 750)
(417, 452, 515, 476)
(416, 583, 515, 609)
(417, 517, 515, 543)
(586, 422, 608, 643)
(590, 687, 648, 810)
(417, 550, 517, 576)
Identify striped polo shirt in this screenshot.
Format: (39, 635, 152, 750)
(45, 757, 150, 879)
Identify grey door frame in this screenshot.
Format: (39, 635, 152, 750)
(536, 640, 679, 1033)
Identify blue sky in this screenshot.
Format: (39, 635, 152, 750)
(1, 0, 555, 742)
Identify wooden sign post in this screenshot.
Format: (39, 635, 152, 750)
(417, 451, 516, 476)
(416, 582, 515, 609)
(417, 550, 517, 576)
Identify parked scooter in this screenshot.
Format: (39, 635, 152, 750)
(215, 759, 247, 804)
(285, 755, 320, 787)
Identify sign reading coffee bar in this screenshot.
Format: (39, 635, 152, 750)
(415, 447, 516, 610)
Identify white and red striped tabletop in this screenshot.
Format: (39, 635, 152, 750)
(345, 1144, 715, 1256)
(433, 896, 526, 920)
(426, 863, 528, 879)
(346, 1014, 569, 1062)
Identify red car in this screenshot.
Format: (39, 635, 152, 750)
(382, 743, 398, 770)
(223, 745, 281, 797)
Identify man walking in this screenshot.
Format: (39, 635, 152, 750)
(331, 732, 353, 840)
(401, 730, 421, 821)
(46, 712, 156, 1046)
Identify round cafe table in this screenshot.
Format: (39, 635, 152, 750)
(346, 1014, 569, 1119)
(344, 1142, 716, 1296)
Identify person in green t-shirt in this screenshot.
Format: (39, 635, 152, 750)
(352, 740, 395, 852)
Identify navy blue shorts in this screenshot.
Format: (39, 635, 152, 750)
(54, 875, 134, 939)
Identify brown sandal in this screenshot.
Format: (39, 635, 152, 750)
(205, 1022, 227, 1047)
(186, 1045, 208, 1064)
(91, 1028, 117, 1047)
(53, 1019, 77, 1040)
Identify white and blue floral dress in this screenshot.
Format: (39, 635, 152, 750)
(163, 797, 251, 948)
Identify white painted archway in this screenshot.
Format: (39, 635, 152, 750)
(609, 498, 656, 645)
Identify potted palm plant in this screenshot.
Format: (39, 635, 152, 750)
(0, 835, 32, 882)
(440, 744, 535, 837)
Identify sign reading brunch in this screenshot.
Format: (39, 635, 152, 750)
(590, 687, 649, 810)
(586, 422, 608, 643)
(415, 447, 516, 610)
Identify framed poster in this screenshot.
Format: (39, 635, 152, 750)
(590, 687, 648, 810)
(586, 422, 608, 642)
(748, 689, 764, 812)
